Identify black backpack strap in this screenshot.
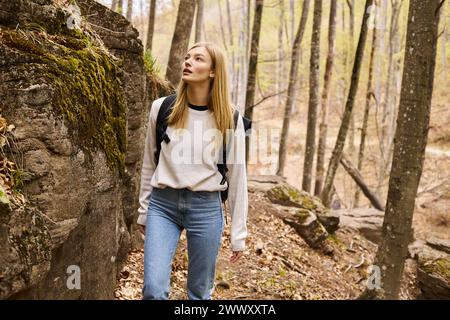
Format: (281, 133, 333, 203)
(218, 109, 240, 202)
(155, 94, 177, 166)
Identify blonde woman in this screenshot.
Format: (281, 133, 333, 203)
(137, 42, 248, 300)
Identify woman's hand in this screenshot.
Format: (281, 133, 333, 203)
(230, 251, 243, 263)
(138, 224, 145, 235)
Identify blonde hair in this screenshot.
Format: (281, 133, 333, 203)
(167, 42, 235, 145)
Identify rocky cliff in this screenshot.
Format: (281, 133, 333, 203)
(0, 0, 171, 299)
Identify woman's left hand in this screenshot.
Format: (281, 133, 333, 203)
(230, 251, 243, 263)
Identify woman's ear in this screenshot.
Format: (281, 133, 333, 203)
(209, 71, 215, 78)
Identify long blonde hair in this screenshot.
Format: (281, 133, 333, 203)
(167, 42, 235, 144)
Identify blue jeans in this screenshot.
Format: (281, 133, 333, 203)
(142, 187, 224, 300)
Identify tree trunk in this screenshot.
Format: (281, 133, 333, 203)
(441, 8, 447, 81)
(276, 0, 311, 176)
(111, 0, 118, 11)
(126, 0, 133, 21)
(145, 0, 156, 52)
(246, 0, 251, 55)
(225, 0, 237, 104)
(217, 0, 228, 52)
(377, 0, 402, 197)
(290, 0, 296, 46)
(355, 11, 378, 207)
(239, 0, 252, 114)
(302, 0, 323, 193)
(320, 0, 374, 207)
(340, 154, 384, 211)
(277, 0, 286, 108)
(117, 0, 123, 15)
(347, 0, 356, 156)
(360, 0, 440, 299)
(245, 0, 264, 165)
(338, 0, 348, 120)
(314, 0, 337, 196)
(289, 0, 298, 115)
(165, 0, 196, 87)
(374, 0, 388, 103)
(140, 0, 145, 42)
(195, 0, 204, 43)
(237, 0, 250, 111)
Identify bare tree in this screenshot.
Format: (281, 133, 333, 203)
(374, 0, 388, 103)
(195, 0, 204, 43)
(166, 0, 197, 87)
(290, 0, 296, 44)
(245, 0, 264, 164)
(440, 6, 447, 79)
(145, 0, 156, 52)
(347, 0, 356, 156)
(225, 0, 237, 104)
(277, 0, 311, 176)
(237, 0, 250, 111)
(360, 0, 441, 299)
(126, 0, 133, 21)
(218, 0, 228, 52)
(377, 0, 403, 197)
(314, 0, 337, 196)
(111, 0, 118, 11)
(276, 0, 286, 108)
(118, 0, 123, 15)
(302, 0, 322, 192)
(320, 0, 374, 207)
(355, 10, 378, 207)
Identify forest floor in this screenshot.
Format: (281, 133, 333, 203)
(114, 189, 421, 300)
(114, 146, 447, 301)
(114, 95, 448, 300)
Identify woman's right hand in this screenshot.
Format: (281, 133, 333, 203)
(138, 224, 146, 235)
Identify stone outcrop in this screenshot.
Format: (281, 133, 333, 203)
(334, 208, 384, 244)
(249, 175, 338, 249)
(0, 0, 171, 299)
(409, 238, 450, 299)
(265, 183, 340, 234)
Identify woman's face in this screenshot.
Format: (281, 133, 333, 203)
(182, 46, 215, 84)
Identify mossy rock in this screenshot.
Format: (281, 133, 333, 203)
(266, 185, 326, 213)
(417, 256, 450, 299)
(293, 208, 312, 224)
(420, 258, 450, 282)
(2, 25, 127, 175)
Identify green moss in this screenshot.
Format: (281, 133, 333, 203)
(422, 258, 450, 281)
(327, 234, 345, 251)
(143, 50, 161, 75)
(269, 185, 320, 211)
(293, 209, 310, 223)
(11, 168, 33, 193)
(3, 29, 126, 175)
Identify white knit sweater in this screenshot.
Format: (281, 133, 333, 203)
(137, 97, 248, 251)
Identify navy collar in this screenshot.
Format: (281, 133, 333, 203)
(188, 103, 208, 111)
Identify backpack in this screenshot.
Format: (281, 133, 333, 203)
(154, 94, 252, 203)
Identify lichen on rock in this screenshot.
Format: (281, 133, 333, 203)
(2, 16, 127, 175)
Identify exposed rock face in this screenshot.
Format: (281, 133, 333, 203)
(0, 0, 171, 299)
(417, 256, 450, 299)
(248, 176, 336, 249)
(265, 183, 340, 233)
(334, 208, 384, 244)
(409, 238, 450, 299)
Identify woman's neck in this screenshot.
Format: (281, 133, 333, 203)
(186, 83, 210, 106)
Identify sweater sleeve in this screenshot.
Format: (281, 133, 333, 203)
(136, 98, 163, 226)
(226, 113, 249, 251)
